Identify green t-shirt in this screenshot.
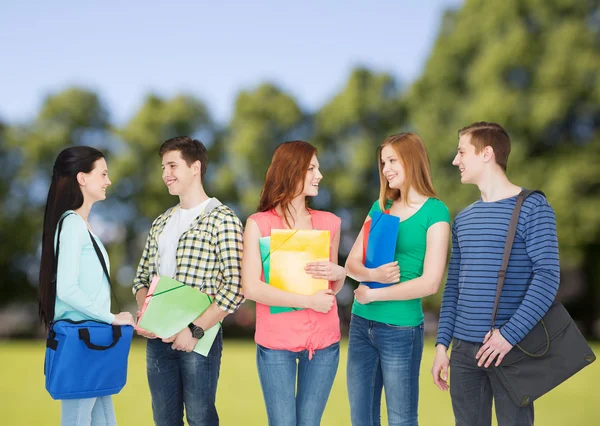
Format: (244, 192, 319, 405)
(352, 197, 450, 326)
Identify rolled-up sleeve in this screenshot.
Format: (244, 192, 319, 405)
(213, 213, 244, 313)
(132, 231, 153, 295)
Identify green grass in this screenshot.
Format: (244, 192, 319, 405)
(0, 339, 597, 425)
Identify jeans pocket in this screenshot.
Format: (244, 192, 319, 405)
(257, 344, 273, 354)
(452, 338, 462, 350)
(383, 323, 414, 330)
(325, 341, 340, 351)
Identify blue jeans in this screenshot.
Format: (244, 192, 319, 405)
(256, 341, 340, 426)
(449, 338, 534, 426)
(146, 331, 222, 426)
(61, 396, 116, 426)
(347, 314, 424, 426)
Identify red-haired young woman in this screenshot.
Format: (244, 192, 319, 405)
(242, 140, 346, 425)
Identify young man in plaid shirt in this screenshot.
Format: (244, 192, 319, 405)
(133, 136, 244, 426)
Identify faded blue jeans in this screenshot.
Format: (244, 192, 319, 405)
(347, 314, 424, 426)
(256, 341, 340, 426)
(449, 338, 534, 426)
(146, 330, 222, 426)
(61, 396, 116, 426)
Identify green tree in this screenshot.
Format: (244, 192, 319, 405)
(313, 68, 406, 234)
(216, 83, 306, 217)
(109, 94, 216, 295)
(112, 94, 214, 219)
(0, 122, 39, 307)
(407, 0, 600, 332)
(2, 88, 112, 313)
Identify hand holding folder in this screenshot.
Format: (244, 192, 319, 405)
(260, 236, 303, 314)
(260, 230, 330, 314)
(270, 229, 330, 295)
(136, 276, 220, 356)
(361, 211, 400, 288)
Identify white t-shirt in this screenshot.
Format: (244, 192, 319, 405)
(158, 198, 212, 278)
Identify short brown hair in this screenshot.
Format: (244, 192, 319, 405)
(378, 132, 437, 209)
(458, 122, 511, 171)
(159, 136, 208, 179)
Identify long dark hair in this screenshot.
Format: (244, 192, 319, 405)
(39, 146, 105, 327)
(258, 141, 316, 228)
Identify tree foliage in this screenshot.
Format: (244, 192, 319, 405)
(1, 0, 598, 336)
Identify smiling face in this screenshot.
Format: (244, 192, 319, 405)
(300, 154, 322, 197)
(161, 150, 201, 196)
(380, 145, 405, 190)
(452, 133, 486, 184)
(79, 157, 111, 202)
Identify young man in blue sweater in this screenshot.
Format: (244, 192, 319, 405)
(432, 122, 560, 425)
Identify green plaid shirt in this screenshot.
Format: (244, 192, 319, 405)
(133, 198, 244, 313)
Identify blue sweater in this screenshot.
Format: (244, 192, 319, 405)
(54, 211, 115, 324)
(436, 192, 560, 348)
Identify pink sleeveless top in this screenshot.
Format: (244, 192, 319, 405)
(249, 209, 342, 358)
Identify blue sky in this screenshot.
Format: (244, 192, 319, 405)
(1, 0, 463, 125)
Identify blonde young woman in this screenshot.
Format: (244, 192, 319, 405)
(345, 133, 450, 426)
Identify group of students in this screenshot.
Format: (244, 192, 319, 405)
(38, 120, 560, 426)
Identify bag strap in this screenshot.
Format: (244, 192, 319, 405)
(52, 212, 120, 317)
(88, 231, 120, 312)
(490, 189, 545, 329)
(78, 325, 122, 350)
(49, 213, 75, 325)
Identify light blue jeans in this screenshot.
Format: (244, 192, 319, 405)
(256, 341, 340, 426)
(347, 314, 424, 426)
(61, 396, 116, 426)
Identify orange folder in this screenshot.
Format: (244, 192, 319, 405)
(269, 229, 330, 295)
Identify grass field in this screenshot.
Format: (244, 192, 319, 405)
(0, 339, 597, 425)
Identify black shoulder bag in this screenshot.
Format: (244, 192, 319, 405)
(491, 190, 596, 407)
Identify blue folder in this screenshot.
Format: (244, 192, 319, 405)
(362, 211, 400, 289)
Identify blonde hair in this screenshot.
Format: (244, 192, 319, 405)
(378, 132, 437, 209)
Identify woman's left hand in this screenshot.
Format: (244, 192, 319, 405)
(354, 284, 375, 304)
(305, 261, 346, 281)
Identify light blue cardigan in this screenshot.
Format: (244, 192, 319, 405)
(53, 211, 114, 324)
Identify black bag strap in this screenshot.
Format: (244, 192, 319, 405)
(88, 230, 121, 312)
(490, 189, 545, 329)
(49, 213, 76, 323)
(78, 325, 122, 350)
(53, 213, 74, 282)
(52, 212, 120, 316)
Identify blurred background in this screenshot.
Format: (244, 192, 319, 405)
(1, 0, 598, 340)
(0, 0, 599, 423)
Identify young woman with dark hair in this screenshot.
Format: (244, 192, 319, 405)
(241, 140, 346, 425)
(39, 146, 134, 426)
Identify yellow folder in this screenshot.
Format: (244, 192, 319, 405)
(269, 229, 330, 295)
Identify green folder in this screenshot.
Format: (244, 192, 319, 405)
(137, 276, 220, 357)
(259, 237, 303, 314)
